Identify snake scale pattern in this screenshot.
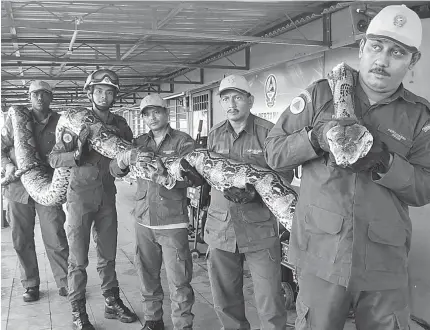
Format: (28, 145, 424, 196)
(326, 63, 374, 166)
(1, 63, 367, 231)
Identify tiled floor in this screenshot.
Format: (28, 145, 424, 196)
(1, 180, 358, 330)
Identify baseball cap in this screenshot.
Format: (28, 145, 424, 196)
(28, 80, 52, 94)
(218, 74, 251, 95)
(139, 94, 167, 112)
(366, 4, 422, 52)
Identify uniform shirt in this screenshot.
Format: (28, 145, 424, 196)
(265, 75, 430, 291)
(49, 111, 133, 210)
(1, 110, 59, 204)
(110, 125, 196, 227)
(205, 113, 293, 253)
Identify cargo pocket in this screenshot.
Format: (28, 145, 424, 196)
(365, 222, 407, 272)
(158, 188, 187, 218)
(304, 205, 344, 263)
(393, 306, 410, 330)
(204, 207, 228, 243)
(295, 296, 310, 330)
(131, 189, 148, 219)
(242, 207, 276, 241)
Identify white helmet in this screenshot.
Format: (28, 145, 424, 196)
(84, 69, 120, 92)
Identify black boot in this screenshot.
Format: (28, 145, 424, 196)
(71, 299, 95, 330)
(103, 287, 137, 323)
(142, 320, 165, 330)
(23, 286, 39, 302)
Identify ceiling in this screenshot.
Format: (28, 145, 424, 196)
(2, 1, 429, 111)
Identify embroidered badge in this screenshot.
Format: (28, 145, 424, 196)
(62, 133, 72, 143)
(163, 150, 174, 155)
(290, 96, 306, 114)
(393, 15, 407, 27)
(387, 128, 406, 141)
(422, 124, 430, 133)
(1, 127, 8, 136)
(246, 149, 263, 155)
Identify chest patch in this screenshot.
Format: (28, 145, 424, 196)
(422, 124, 430, 133)
(163, 150, 175, 155)
(386, 128, 406, 142)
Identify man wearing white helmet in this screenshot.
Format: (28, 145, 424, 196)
(265, 5, 430, 329)
(205, 74, 293, 330)
(1, 81, 69, 302)
(49, 69, 137, 330)
(110, 93, 204, 330)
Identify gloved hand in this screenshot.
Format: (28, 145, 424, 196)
(180, 158, 204, 187)
(116, 147, 155, 170)
(309, 120, 338, 152)
(224, 183, 259, 204)
(4, 163, 16, 178)
(348, 142, 392, 173)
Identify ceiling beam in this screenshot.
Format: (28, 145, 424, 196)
(1, 55, 250, 70)
(0, 37, 237, 46)
(3, 19, 326, 46)
(3, 1, 25, 86)
(1, 74, 204, 84)
(118, 4, 184, 63)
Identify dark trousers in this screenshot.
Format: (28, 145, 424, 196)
(296, 272, 410, 330)
(66, 197, 119, 302)
(207, 241, 287, 330)
(134, 223, 194, 330)
(7, 198, 69, 289)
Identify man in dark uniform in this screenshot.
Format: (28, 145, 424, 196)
(205, 75, 293, 330)
(265, 5, 430, 330)
(1, 80, 69, 302)
(49, 69, 137, 330)
(110, 94, 204, 330)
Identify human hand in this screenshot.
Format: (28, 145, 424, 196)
(309, 121, 338, 152)
(224, 183, 259, 204)
(180, 158, 204, 187)
(4, 163, 16, 178)
(116, 149, 137, 170)
(348, 142, 391, 173)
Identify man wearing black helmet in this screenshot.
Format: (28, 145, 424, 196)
(49, 69, 137, 330)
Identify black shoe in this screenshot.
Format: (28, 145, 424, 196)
(23, 286, 39, 302)
(58, 286, 68, 297)
(71, 299, 95, 330)
(103, 287, 137, 323)
(142, 320, 165, 330)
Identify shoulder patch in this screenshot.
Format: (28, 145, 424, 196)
(422, 124, 430, 133)
(1, 127, 8, 136)
(290, 96, 306, 114)
(62, 132, 73, 143)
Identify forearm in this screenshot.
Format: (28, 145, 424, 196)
(374, 154, 430, 207)
(265, 127, 320, 172)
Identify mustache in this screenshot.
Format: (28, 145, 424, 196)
(369, 67, 390, 76)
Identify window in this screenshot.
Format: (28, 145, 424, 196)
(167, 98, 188, 133)
(190, 91, 211, 139)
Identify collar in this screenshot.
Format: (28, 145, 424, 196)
(148, 124, 173, 140)
(31, 109, 52, 125)
(223, 114, 255, 135)
(356, 75, 416, 106)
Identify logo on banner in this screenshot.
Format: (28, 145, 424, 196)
(265, 74, 277, 108)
